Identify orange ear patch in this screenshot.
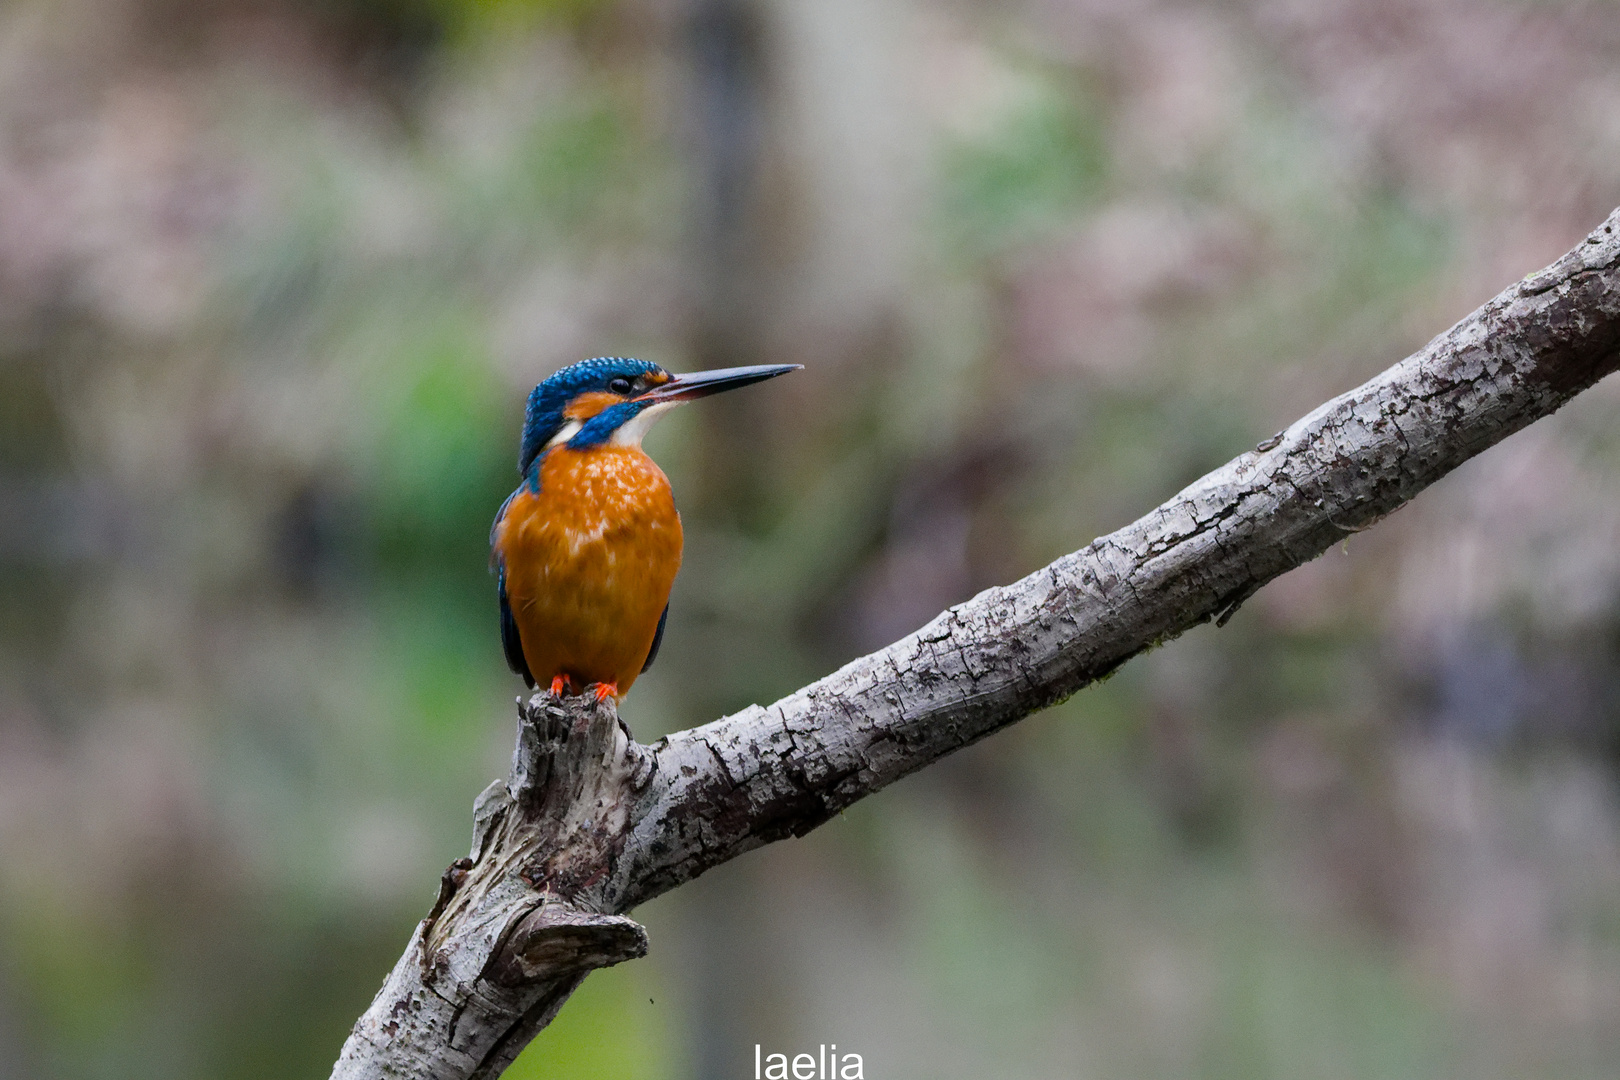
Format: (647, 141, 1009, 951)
(563, 391, 624, 421)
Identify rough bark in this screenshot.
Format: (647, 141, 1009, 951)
(332, 208, 1620, 1079)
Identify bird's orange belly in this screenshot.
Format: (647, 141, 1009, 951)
(496, 445, 682, 695)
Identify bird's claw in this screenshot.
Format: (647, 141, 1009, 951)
(545, 676, 615, 701)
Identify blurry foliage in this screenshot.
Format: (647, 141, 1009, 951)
(3, 0, 1620, 1078)
(428, 0, 612, 39)
(505, 962, 671, 1080)
(365, 315, 510, 557)
(941, 72, 1109, 255)
(0, 359, 71, 471)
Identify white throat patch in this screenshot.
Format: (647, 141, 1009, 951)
(610, 401, 679, 447)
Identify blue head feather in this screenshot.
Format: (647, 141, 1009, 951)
(573, 400, 646, 447)
(518, 357, 664, 478)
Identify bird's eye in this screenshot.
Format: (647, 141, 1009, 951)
(609, 377, 634, 395)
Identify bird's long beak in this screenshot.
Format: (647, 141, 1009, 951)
(637, 364, 801, 403)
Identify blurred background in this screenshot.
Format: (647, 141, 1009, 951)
(4, 0, 1620, 1076)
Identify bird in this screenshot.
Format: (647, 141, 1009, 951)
(491, 356, 799, 702)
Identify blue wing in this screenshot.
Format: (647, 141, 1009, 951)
(489, 489, 517, 551)
(492, 491, 536, 689)
(498, 563, 534, 688)
(641, 603, 669, 673)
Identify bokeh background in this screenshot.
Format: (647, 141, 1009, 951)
(5, 0, 1620, 1076)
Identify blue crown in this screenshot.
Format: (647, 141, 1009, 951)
(519, 357, 665, 475)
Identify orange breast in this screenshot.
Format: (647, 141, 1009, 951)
(494, 444, 682, 696)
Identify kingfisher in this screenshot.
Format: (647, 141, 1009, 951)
(491, 356, 799, 702)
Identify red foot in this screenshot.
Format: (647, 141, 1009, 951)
(549, 675, 571, 696)
(590, 681, 619, 702)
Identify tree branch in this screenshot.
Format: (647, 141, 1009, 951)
(331, 208, 1620, 1078)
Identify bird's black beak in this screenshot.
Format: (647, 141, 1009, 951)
(637, 363, 801, 403)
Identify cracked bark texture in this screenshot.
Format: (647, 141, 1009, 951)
(331, 208, 1620, 1079)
